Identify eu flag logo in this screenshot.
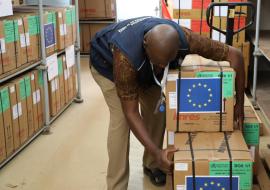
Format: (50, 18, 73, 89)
(44, 23, 55, 48)
(177, 78, 221, 113)
(186, 176, 239, 190)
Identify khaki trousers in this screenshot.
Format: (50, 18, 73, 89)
(90, 67, 165, 190)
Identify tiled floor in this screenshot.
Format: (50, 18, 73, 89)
(0, 58, 163, 190)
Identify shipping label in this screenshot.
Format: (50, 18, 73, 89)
(19, 79, 26, 100)
(0, 87, 10, 112)
(4, 20, 19, 43)
(28, 15, 40, 36)
(25, 76, 31, 97)
(20, 33, 30, 47)
(0, 38, 6, 53)
(243, 123, 260, 145)
(58, 57, 63, 75)
(209, 161, 253, 190)
(12, 104, 19, 120)
(196, 71, 234, 98)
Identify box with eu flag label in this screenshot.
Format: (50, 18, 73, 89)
(173, 131, 253, 190)
(166, 55, 235, 132)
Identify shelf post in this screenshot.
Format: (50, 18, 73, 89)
(252, 0, 262, 106)
(74, 0, 83, 103)
(38, 0, 51, 130)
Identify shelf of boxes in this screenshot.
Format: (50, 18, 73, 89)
(78, 0, 117, 54)
(0, 0, 83, 168)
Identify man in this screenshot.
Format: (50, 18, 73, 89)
(90, 16, 244, 190)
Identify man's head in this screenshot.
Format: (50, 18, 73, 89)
(144, 24, 180, 68)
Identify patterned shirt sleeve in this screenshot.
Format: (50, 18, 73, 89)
(113, 47, 139, 101)
(182, 27, 229, 61)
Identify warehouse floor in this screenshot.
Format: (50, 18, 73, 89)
(0, 58, 163, 190)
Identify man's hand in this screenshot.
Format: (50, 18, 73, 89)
(226, 47, 245, 130)
(234, 102, 244, 130)
(155, 147, 178, 174)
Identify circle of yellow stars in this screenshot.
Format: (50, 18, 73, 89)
(187, 82, 213, 109)
(199, 181, 226, 190)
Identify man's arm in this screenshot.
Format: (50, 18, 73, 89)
(226, 47, 245, 129)
(113, 48, 176, 172)
(182, 28, 245, 129)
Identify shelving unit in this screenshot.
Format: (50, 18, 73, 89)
(0, 0, 83, 168)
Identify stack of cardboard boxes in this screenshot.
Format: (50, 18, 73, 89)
(167, 0, 251, 87)
(0, 69, 44, 163)
(78, 0, 117, 53)
(0, 2, 79, 165)
(0, 6, 77, 78)
(165, 55, 257, 190)
(48, 53, 77, 117)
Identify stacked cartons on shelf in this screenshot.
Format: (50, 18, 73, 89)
(48, 53, 77, 117)
(78, 0, 116, 19)
(0, 0, 81, 169)
(78, 0, 117, 54)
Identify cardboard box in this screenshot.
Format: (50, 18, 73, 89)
(7, 15, 31, 68)
(173, 131, 253, 190)
(48, 77, 57, 117)
(213, 0, 248, 17)
(26, 13, 40, 62)
(0, 86, 14, 156)
(34, 70, 44, 128)
(78, 0, 116, 19)
(63, 56, 69, 104)
(80, 23, 110, 53)
(14, 78, 29, 143)
(43, 11, 58, 55)
(212, 16, 246, 46)
(174, 19, 210, 38)
(30, 72, 39, 132)
(58, 56, 65, 108)
(63, 55, 74, 103)
(166, 55, 235, 132)
(65, 7, 73, 47)
(172, 0, 247, 19)
(14, 8, 57, 56)
(62, 6, 76, 44)
(55, 77, 61, 113)
(68, 67, 74, 102)
(0, 18, 18, 74)
(81, 24, 90, 52)
(243, 106, 261, 147)
(44, 7, 73, 50)
(8, 84, 20, 150)
(52, 8, 66, 50)
(0, 104, 6, 163)
(24, 75, 35, 137)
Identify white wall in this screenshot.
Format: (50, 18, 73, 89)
(116, 0, 160, 20)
